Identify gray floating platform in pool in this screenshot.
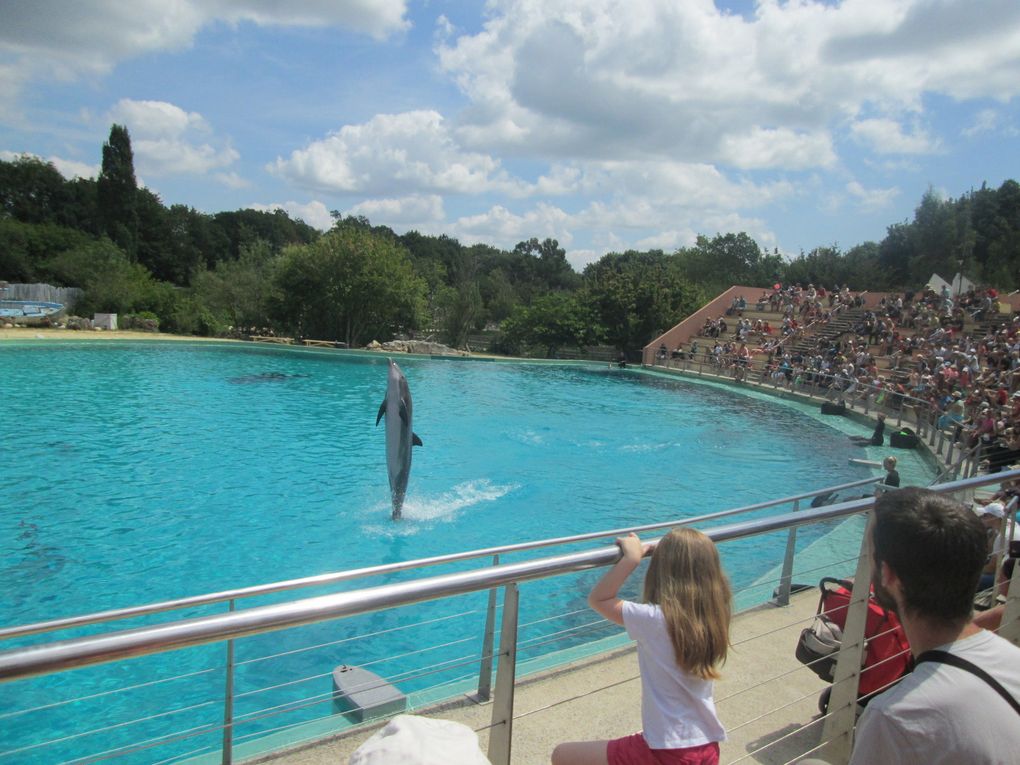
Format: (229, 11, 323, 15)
(332, 664, 407, 722)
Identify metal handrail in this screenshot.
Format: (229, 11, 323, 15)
(930, 440, 983, 485)
(0, 476, 881, 642)
(2, 470, 1015, 684)
(651, 352, 946, 423)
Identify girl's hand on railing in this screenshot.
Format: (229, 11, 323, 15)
(616, 533, 652, 563)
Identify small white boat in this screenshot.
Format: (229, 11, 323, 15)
(0, 300, 66, 325)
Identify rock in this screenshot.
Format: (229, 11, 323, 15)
(65, 316, 93, 330)
(378, 340, 469, 356)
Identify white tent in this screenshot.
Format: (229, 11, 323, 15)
(926, 273, 951, 293)
(951, 272, 975, 296)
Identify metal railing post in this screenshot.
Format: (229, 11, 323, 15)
(222, 599, 235, 765)
(819, 513, 874, 763)
(1000, 557, 1020, 645)
(474, 555, 500, 702)
(487, 583, 519, 765)
(772, 499, 799, 607)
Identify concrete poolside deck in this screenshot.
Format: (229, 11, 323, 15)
(257, 590, 828, 765)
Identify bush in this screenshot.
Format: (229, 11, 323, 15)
(121, 312, 159, 331)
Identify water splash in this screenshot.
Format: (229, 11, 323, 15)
(363, 479, 517, 537)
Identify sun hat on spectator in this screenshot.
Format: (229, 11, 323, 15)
(975, 502, 1006, 519)
(349, 715, 490, 765)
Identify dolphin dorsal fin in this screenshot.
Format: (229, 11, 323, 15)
(412, 433, 423, 447)
(399, 401, 409, 427)
(376, 400, 386, 426)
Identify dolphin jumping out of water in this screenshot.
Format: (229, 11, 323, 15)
(376, 359, 423, 520)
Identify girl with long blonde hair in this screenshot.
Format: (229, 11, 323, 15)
(552, 528, 731, 765)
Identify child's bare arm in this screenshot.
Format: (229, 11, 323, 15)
(588, 533, 653, 625)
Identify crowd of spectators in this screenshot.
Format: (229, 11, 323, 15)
(675, 283, 1020, 472)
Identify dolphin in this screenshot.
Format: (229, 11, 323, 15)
(376, 359, 423, 520)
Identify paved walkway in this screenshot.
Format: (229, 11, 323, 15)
(253, 591, 829, 765)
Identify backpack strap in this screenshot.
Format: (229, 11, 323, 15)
(915, 649, 1020, 717)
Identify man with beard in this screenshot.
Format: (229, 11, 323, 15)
(847, 488, 1020, 765)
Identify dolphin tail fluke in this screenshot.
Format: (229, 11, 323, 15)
(412, 433, 423, 446)
(376, 401, 386, 426)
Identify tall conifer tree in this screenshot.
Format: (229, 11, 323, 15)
(97, 124, 139, 259)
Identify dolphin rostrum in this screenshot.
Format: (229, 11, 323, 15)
(376, 359, 423, 520)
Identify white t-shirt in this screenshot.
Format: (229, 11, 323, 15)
(621, 601, 726, 749)
(992, 522, 1019, 564)
(849, 629, 1020, 765)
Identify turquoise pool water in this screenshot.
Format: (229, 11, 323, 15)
(0, 342, 917, 762)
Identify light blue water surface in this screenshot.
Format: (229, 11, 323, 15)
(0, 342, 919, 763)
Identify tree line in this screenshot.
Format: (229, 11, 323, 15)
(1, 125, 1018, 356)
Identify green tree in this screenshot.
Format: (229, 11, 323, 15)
(677, 232, 769, 291)
(271, 227, 426, 346)
(96, 124, 139, 258)
(497, 292, 601, 357)
(437, 281, 483, 348)
(44, 239, 175, 317)
(135, 188, 174, 281)
(0, 154, 70, 225)
(976, 181, 1020, 289)
(781, 243, 885, 289)
(0, 218, 95, 283)
(908, 188, 967, 282)
(583, 250, 705, 352)
(478, 267, 518, 326)
(191, 239, 278, 334)
(212, 208, 320, 264)
(878, 221, 913, 287)
(512, 237, 582, 293)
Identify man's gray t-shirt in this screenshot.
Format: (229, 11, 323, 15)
(849, 630, 1020, 765)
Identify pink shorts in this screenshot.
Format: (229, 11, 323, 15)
(607, 734, 719, 765)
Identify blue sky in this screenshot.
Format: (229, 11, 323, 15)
(2, 0, 1019, 270)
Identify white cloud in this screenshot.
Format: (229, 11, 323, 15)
(634, 230, 697, 252)
(269, 111, 526, 196)
(434, 14, 456, 44)
(249, 200, 334, 231)
(850, 118, 941, 154)
(846, 180, 900, 212)
(214, 171, 250, 189)
(0, 150, 97, 179)
(348, 194, 444, 226)
(49, 156, 99, 180)
(720, 128, 836, 171)
(565, 248, 598, 271)
(205, 0, 409, 39)
(450, 203, 574, 248)
(109, 98, 209, 138)
(963, 109, 999, 137)
(574, 160, 797, 213)
(0, 1, 410, 98)
(437, 0, 1020, 169)
(107, 99, 239, 177)
(533, 164, 583, 195)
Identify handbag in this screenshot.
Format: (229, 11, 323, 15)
(795, 615, 844, 683)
